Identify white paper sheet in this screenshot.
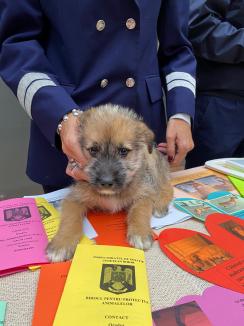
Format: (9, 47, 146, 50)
(25, 188, 70, 210)
(151, 204, 191, 229)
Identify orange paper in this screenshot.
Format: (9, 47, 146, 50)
(87, 211, 130, 246)
(32, 261, 71, 326)
(87, 211, 158, 246)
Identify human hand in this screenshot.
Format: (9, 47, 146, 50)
(59, 113, 89, 181)
(160, 119, 194, 166)
(157, 142, 168, 155)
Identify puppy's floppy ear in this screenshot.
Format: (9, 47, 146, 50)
(136, 121, 155, 154)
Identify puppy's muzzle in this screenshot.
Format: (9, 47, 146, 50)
(98, 174, 114, 188)
(88, 158, 126, 193)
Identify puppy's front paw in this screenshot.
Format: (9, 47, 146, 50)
(153, 206, 169, 218)
(127, 233, 153, 250)
(46, 239, 78, 263)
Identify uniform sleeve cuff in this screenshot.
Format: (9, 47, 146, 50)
(31, 85, 79, 146)
(169, 113, 191, 125)
(165, 87, 195, 121)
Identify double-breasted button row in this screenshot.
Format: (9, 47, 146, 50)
(96, 18, 136, 31)
(100, 78, 136, 88)
(97, 17, 136, 88)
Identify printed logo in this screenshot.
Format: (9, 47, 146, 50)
(38, 205, 51, 220)
(4, 206, 31, 222)
(100, 264, 136, 294)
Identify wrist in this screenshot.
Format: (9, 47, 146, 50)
(57, 108, 82, 135)
(169, 113, 191, 125)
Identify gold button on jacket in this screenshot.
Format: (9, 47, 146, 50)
(126, 78, 135, 88)
(126, 18, 136, 30)
(100, 79, 108, 88)
(96, 20, 105, 31)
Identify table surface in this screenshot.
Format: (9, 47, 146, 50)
(0, 167, 213, 326)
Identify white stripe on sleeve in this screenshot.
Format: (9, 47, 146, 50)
(17, 73, 51, 106)
(17, 72, 57, 118)
(166, 72, 196, 87)
(24, 79, 56, 118)
(167, 80, 196, 96)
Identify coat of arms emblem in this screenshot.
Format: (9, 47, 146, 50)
(100, 264, 136, 294)
(37, 205, 51, 220)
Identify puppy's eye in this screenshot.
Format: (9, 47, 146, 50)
(118, 147, 130, 158)
(88, 146, 99, 157)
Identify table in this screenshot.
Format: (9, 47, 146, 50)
(0, 167, 214, 326)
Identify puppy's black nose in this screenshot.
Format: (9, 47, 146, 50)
(99, 176, 114, 187)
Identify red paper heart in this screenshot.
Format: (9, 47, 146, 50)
(158, 213, 244, 293)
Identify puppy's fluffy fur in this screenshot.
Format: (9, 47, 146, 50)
(47, 104, 173, 262)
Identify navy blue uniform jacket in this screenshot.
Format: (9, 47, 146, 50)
(189, 0, 244, 94)
(0, 0, 196, 186)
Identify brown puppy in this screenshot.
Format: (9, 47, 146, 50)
(46, 104, 173, 262)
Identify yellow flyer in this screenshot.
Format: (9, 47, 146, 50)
(35, 198, 94, 245)
(29, 199, 94, 271)
(35, 197, 60, 240)
(54, 245, 152, 326)
(28, 198, 60, 271)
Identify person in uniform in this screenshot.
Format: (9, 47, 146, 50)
(0, 1, 196, 191)
(186, 0, 244, 168)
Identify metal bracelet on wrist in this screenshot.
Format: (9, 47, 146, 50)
(57, 109, 81, 135)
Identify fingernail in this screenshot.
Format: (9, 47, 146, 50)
(168, 156, 173, 162)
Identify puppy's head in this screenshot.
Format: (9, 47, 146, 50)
(78, 104, 154, 195)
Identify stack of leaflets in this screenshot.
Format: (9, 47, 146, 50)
(205, 158, 244, 180)
(173, 191, 244, 221)
(173, 170, 236, 200)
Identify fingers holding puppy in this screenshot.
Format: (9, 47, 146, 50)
(46, 199, 85, 262)
(66, 159, 89, 181)
(59, 112, 89, 181)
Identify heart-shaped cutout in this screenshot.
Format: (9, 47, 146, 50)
(158, 213, 244, 293)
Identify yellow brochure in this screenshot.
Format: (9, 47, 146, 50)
(35, 198, 94, 245)
(29, 198, 94, 271)
(79, 235, 95, 245)
(28, 198, 60, 271)
(54, 244, 152, 326)
(35, 197, 60, 240)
